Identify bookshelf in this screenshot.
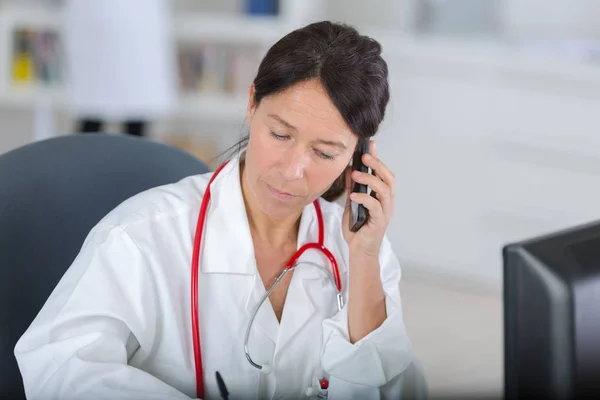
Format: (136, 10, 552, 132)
(0, 0, 324, 161)
(0, 0, 319, 115)
(0, 3, 63, 104)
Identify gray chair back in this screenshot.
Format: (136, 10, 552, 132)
(0, 134, 210, 398)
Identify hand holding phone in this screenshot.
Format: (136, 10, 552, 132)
(349, 139, 371, 232)
(344, 138, 396, 258)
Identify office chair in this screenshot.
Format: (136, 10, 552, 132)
(0, 134, 210, 399)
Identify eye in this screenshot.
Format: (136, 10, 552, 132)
(315, 149, 334, 160)
(270, 132, 289, 141)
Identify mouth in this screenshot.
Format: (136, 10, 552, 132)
(267, 184, 298, 201)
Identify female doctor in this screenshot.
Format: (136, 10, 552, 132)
(15, 21, 414, 400)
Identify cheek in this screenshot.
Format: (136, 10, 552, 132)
(309, 162, 347, 193)
(246, 133, 278, 178)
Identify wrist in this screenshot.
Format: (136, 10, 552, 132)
(349, 247, 379, 263)
(348, 235, 383, 259)
(349, 250, 381, 279)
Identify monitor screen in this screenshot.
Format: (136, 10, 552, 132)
(504, 220, 600, 399)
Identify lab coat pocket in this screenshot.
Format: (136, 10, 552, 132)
(327, 375, 381, 400)
(305, 376, 330, 399)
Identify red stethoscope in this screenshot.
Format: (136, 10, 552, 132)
(190, 161, 343, 399)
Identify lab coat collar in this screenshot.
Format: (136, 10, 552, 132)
(199, 154, 255, 276)
(199, 154, 328, 278)
(199, 154, 337, 345)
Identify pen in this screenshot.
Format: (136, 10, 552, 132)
(215, 371, 230, 400)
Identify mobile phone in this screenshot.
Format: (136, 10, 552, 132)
(350, 139, 371, 232)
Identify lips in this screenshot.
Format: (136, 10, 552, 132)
(267, 184, 298, 201)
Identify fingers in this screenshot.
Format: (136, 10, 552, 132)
(348, 141, 395, 217)
(349, 191, 384, 220)
(351, 170, 386, 200)
(351, 169, 392, 216)
(362, 141, 396, 199)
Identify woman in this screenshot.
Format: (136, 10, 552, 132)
(15, 21, 413, 399)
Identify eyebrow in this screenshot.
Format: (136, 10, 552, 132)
(268, 114, 297, 132)
(268, 113, 348, 150)
(314, 138, 347, 150)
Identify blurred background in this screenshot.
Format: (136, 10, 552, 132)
(2, 0, 600, 398)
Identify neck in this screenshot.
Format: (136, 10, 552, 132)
(240, 162, 302, 247)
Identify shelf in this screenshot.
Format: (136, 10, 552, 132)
(174, 13, 287, 45)
(178, 93, 248, 121)
(0, 86, 66, 108)
(0, 3, 62, 30)
(0, 87, 248, 122)
(0, 3, 286, 45)
(0, 2, 288, 120)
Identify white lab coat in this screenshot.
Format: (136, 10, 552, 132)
(63, 0, 177, 120)
(14, 156, 413, 400)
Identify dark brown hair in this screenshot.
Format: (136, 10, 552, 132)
(224, 20, 389, 202)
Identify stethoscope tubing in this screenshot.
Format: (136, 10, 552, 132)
(191, 160, 343, 399)
(243, 262, 344, 372)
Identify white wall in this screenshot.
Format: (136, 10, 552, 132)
(326, 0, 600, 38)
(503, 0, 600, 37)
(370, 34, 600, 290)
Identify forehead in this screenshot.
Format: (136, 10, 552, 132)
(259, 79, 355, 143)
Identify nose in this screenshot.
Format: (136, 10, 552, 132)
(280, 147, 307, 181)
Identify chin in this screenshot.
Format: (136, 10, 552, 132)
(257, 201, 298, 219)
(256, 188, 305, 218)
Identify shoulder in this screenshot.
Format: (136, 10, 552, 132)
(97, 171, 213, 231)
(70, 171, 215, 282)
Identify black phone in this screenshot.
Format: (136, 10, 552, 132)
(350, 138, 371, 232)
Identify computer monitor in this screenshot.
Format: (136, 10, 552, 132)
(503, 220, 600, 399)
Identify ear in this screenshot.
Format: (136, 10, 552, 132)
(246, 84, 257, 126)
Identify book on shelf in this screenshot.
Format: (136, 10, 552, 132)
(11, 27, 63, 87)
(245, 0, 280, 16)
(177, 43, 262, 97)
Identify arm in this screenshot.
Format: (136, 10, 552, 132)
(320, 141, 414, 398)
(347, 250, 386, 344)
(14, 223, 195, 400)
(321, 237, 413, 396)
